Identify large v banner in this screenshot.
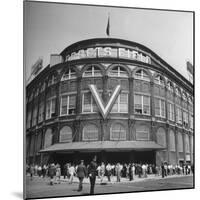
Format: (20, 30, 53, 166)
(89, 84, 121, 119)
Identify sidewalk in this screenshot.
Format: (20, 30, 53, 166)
(59, 174, 193, 185)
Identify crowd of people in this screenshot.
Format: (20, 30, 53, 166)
(26, 160, 194, 194)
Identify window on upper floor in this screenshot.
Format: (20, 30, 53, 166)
(134, 94, 150, 115)
(175, 87, 182, 105)
(59, 126, 73, 142)
(38, 101, 44, 123)
(167, 102, 175, 121)
(40, 82, 46, 93)
(46, 97, 56, 119)
(83, 65, 102, 77)
(34, 87, 39, 97)
(111, 93, 128, 113)
(183, 111, 189, 127)
(169, 130, 175, 152)
(61, 68, 77, 81)
(176, 107, 182, 124)
(60, 94, 76, 116)
(135, 125, 149, 141)
(108, 66, 128, 78)
(189, 113, 193, 130)
(167, 81, 173, 92)
(29, 93, 33, 102)
(44, 128, 53, 148)
(32, 105, 38, 126)
(155, 98, 165, 118)
(182, 92, 188, 110)
(110, 123, 126, 141)
(167, 81, 174, 101)
(135, 69, 150, 81)
(156, 127, 166, 148)
(154, 75, 165, 86)
(82, 124, 98, 141)
(82, 92, 101, 113)
(26, 110, 32, 129)
(48, 74, 57, 86)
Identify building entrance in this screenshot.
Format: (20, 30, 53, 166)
(106, 152, 130, 164)
(134, 151, 156, 164)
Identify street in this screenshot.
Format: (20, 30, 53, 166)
(25, 175, 194, 199)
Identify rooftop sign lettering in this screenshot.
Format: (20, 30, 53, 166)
(66, 47, 151, 64)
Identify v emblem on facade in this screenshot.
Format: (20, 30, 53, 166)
(89, 84, 121, 119)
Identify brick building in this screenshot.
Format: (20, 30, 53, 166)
(26, 38, 194, 167)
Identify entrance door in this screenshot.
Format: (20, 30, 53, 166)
(106, 152, 130, 164)
(134, 151, 155, 164)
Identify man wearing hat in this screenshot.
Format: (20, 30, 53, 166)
(76, 160, 87, 191)
(88, 156, 98, 194)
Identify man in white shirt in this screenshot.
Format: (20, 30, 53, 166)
(68, 164, 76, 184)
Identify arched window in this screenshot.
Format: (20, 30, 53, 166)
(135, 125, 149, 141)
(182, 92, 187, 101)
(82, 124, 98, 141)
(108, 65, 128, 78)
(59, 126, 72, 142)
(177, 132, 183, 152)
(34, 87, 39, 97)
(40, 82, 46, 93)
(61, 68, 77, 81)
(83, 65, 102, 77)
(29, 93, 33, 102)
(154, 75, 165, 86)
(175, 87, 181, 97)
(169, 130, 175, 151)
(167, 81, 173, 92)
(110, 123, 126, 140)
(48, 74, 57, 86)
(44, 128, 53, 148)
(156, 127, 166, 148)
(135, 69, 150, 81)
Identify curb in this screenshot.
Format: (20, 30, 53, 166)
(59, 174, 193, 185)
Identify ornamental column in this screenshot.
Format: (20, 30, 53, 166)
(76, 76, 82, 115)
(129, 77, 134, 116)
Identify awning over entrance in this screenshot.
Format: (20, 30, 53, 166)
(40, 141, 165, 153)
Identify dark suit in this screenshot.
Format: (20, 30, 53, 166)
(88, 160, 97, 194)
(76, 163, 87, 191)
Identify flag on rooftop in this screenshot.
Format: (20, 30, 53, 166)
(106, 14, 110, 36)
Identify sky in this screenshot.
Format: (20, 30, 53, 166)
(24, 1, 193, 81)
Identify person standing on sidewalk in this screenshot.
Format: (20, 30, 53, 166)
(100, 162, 105, 183)
(106, 163, 112, 182)
(48, 163, 56, 185)
(161, 163, 165, 178)
(30, 164, 34, 181)
(55, 164, 61, 184)
(115, 163, 122, 182)
(88, 156, 98, 195)
(68, 163, 76, 184)
(76, 160, 87, 192)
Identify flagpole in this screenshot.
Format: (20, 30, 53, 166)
(106, 12, 110, 37)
